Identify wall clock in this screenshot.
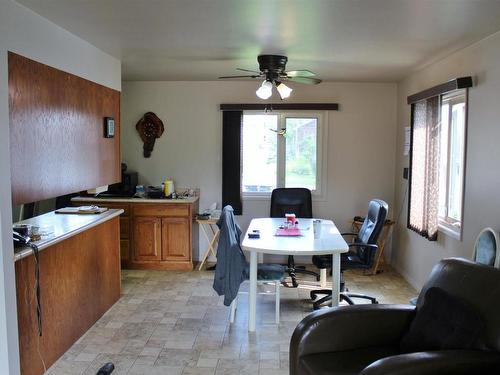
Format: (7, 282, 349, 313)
(135, 112, 165, 158)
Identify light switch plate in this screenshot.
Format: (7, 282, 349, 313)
(104, 117, 115, 138)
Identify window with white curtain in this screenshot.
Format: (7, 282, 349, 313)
(408, 89, 468, 241)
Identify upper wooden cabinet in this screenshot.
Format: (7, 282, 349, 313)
(9, 52, 121, 205)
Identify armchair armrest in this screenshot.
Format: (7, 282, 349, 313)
(290, 304, 415, 374)
(360, 350, 500, 375)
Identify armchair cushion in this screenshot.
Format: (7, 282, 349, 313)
(360, 350, 500, 375)
(400, 287, 484, 353)
(290, 304, 415, 374)
(300, 346, 399, 375)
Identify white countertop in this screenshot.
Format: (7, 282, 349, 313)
(72, 196, 199, 204)
(13, 209, 123, 262)
(242, 218, 349, 255)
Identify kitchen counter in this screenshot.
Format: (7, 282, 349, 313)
(13, 208, 123, 261)
(72, 196, 199, 204)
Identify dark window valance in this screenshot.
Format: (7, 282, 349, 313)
(407, 77, 472, 104)
(220, 103, 339, 111)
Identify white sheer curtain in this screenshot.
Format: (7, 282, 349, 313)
(408, 96, 440, 240)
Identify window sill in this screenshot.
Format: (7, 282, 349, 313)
(438, 221, 462, 241)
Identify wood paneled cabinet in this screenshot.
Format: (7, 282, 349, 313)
(73, 199, 198, 270)
(162, 217, 190, 261)
(133, 216, 162, 261)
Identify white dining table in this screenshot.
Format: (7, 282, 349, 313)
(241, 217, 349, 332)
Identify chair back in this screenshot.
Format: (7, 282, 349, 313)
(270, 188, 312, 218)
(418, 258, 500, 351)
(473, 227, 500, 268)
(213, 205, 247, 306)
(355, 199, 388, 264)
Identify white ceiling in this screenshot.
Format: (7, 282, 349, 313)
(16, 0, 500, 82)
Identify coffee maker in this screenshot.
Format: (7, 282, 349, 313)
(99, 163, 138, 197)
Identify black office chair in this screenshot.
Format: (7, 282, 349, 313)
(270, 188, 320, 288)
(310, 199, 388, 309)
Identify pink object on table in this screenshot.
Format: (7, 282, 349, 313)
(275, 227, 302, 236)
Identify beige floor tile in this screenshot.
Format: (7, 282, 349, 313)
(48, 265, 415, 374)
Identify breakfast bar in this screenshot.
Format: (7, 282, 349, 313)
(14, 209, 123, 375)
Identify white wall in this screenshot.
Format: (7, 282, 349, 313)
(392, 30, 500, 289)
(0, 1, 121, 373)
(121, 81, 397, 261)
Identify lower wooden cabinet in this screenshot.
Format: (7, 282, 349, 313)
(133, 216, 162, 261)
(162, 217, 190, 261)
(73, 198, 198, 270)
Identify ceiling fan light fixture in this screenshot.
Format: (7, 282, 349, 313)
(276, 82, 293, 99)
(256, 80, 273, 99)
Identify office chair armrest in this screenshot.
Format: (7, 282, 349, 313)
(341, 232, 358, 237)
(290, 304, 415, 374)
(348, 242, 378, 250)
(360, 350, 500, 375)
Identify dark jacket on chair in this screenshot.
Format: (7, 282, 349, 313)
(212, 205, 247, 306)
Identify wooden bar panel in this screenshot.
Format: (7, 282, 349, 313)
(8, 52, 121, 205)
(15, 217, 121, 375)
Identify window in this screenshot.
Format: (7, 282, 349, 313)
(408, 88, 468, 241)
(437, 90, 467, 239)
(241, 112, 325, 196)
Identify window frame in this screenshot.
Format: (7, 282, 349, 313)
(437, 89, 468, 240)
(241, 110, 328, 201)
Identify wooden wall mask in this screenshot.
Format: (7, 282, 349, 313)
(136, 112, 165, 158)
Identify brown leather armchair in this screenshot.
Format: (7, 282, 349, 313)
(290, 258, 500, 374)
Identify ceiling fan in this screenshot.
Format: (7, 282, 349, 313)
(218, 55, 322, 99)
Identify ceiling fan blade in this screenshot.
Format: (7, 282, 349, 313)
(287, 76, 322, 85)
(285, 70, 316, 77)
(236, 68, 261, 74)
(218, 75, 260, 79)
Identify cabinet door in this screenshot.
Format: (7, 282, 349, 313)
(161, 217, 191, 261)
(133, 216, 162, 261)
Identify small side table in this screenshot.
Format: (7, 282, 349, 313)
(196, 218, 220, 271)
(351, 219, 395, 275)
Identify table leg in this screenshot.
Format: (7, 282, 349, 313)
(249, 251, 257, 332)
(331, 253, 341, 307)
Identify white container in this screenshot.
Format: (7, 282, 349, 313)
(313, 219, 322, 239)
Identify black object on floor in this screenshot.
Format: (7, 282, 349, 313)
(96, 362, 114, 374)
(207, 264, 217, 271)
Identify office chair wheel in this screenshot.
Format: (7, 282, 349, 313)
(315, 274, 321, 281)
(310, 291, 318, 299)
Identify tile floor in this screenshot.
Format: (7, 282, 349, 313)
(47, 265, 416, 375)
